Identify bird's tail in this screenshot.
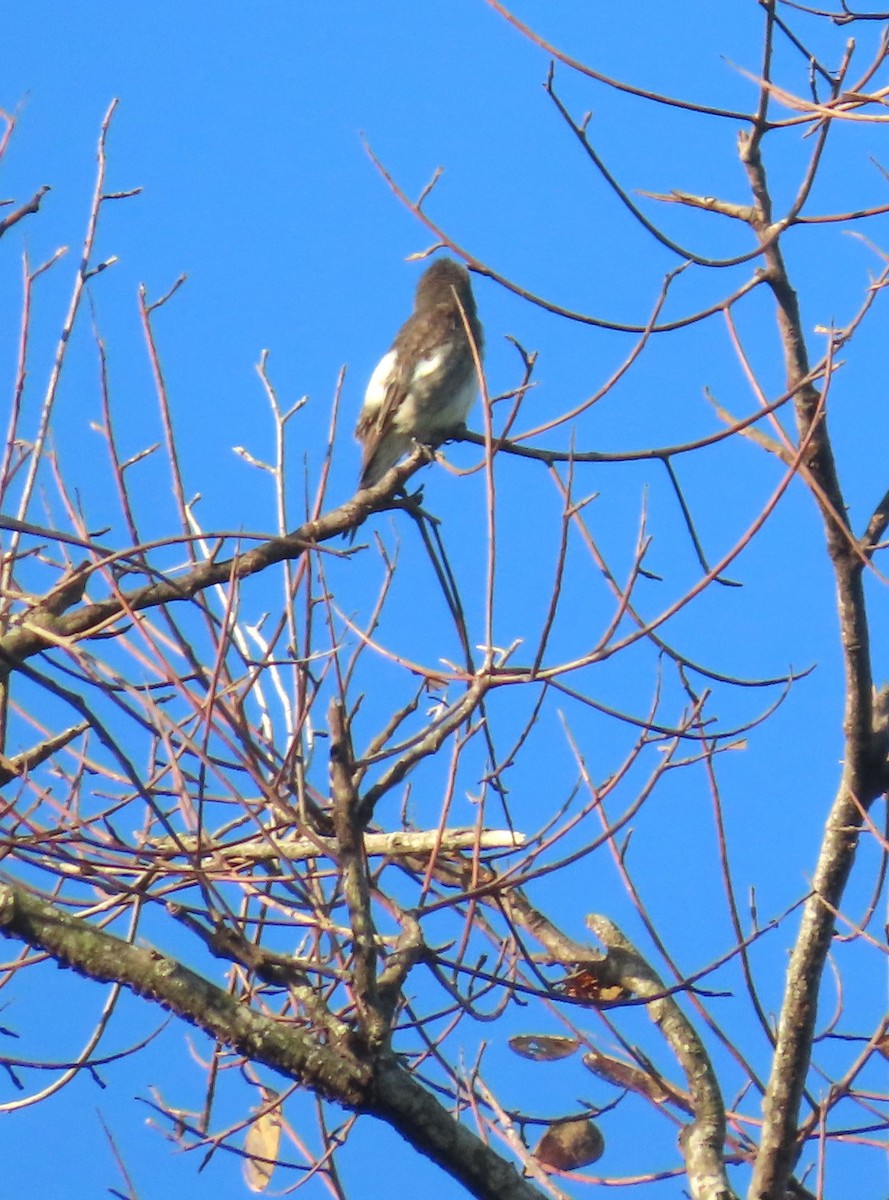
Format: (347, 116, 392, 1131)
(358, 429, 409, 490)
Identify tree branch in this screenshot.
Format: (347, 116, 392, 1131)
(585, 915, 735, 1200)
(0, 881, 371, 1105)
(0, 882, 548, 1199)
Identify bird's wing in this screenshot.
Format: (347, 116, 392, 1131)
(357, 342, 449, 438)
(408, 346, 449, 383)
(356, 349, 399, 439)
(355, 349, 410, 487)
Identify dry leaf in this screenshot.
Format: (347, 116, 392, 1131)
(557, 967, 630, 1006)
(508, 1034, 580, 1061)
(243, 1089, 282, 1193)
(534, 1118, 604, 1171)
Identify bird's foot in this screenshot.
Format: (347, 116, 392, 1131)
(393, 487, 440, 527)
(443, 422, 468, 444)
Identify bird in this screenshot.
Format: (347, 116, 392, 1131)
(355, 257, 484, 490)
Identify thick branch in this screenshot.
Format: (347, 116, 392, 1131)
(739, 125, 886, 1200)
(329, 700, 383, 1041)
(0, 881, 371, 1105)
(586, 915, 735, 1200)
(369, 1057, 545, 1200)
(0, 881, 547, 1200)
(149, 827, 526, 863)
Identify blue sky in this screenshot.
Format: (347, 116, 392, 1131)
(1, 4, 887, 1198)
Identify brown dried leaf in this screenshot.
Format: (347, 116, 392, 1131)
(556, 967, 630, 1006)
(582, 1048, 673, 1104)
(508, 1034, 580, 1061)
(534, 1118, 605, 1171)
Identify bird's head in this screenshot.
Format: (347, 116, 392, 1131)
(414, 258, 476, 314)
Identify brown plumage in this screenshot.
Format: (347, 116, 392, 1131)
(355, 258, 483, 489)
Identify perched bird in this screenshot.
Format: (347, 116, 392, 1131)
(355, 257, 484, 489)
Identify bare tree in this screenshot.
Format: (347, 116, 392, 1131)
(1, 5, 888, 1199)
